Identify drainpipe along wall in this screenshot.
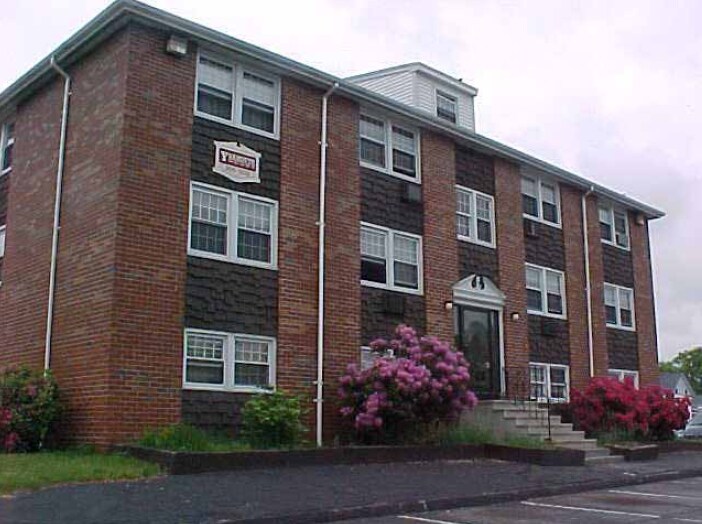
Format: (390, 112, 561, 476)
(44, 57, 71, 371)
(582, 186, 595, 377)
(315, 82, 339, 447)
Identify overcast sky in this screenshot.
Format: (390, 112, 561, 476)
(2, 1, 700, 361)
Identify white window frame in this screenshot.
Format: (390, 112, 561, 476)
(359, 112, 421, 184)
(456, 185, 496, 248)
(183, 328, 276, 393)
(529, 362, 570, 402)
(521, 174, 561, 227)
(194, 49, 281, 140)
(435, 89, 458, 124)
(188, 181, 278, 270)
(525, 263, 567, 319)
(1, 123, 14, 176)
(604, 283, 636, 331)
(360, 346, 395, 370)
(599, 204, 630, 251)
(360, 222, 423, 295)
(608, 368, 639, 388)
(0, 225, 5, 258)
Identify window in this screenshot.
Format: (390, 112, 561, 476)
(360, 346, 395, 370)
(1, 123, 14, 175)
(608, 369, 639, 388)
(359, 114, 420, 182)
(521, 175, 560, 226)
(184, 330, 276, 391)
(195, 52, 280, 138)
(599, 205, 630, 250)
(361, 223, 422, 294)
(0, 225, 5, 258)
(525, 264, 566, 318)
(189, 183, 278, 269)
(456, 186, 495, 248)
(604, 283, 635, 330)
(436, 91, 457, 123)
(530, 363, 569, 401)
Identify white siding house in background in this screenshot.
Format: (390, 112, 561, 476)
(347, 62, 478, 131)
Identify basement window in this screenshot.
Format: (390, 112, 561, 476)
(1, 123, 14, 175)
(189, 182, 278, 269)
(184, 329, 276, 392)
(456, 185, 495, 248)
(196, 51, 280, 139)
(529, 363, 569, 401)
(604, 283, 635, 331)
(359, 113, 420, 183)
(608, 369, 639, 388)
(521, 175, 561, 227)
(361, 223, 423, 294)
(525, 264, 567, 319)
(599, 205, 630, 250)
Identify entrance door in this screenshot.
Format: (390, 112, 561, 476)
(456, 305, 501, 399)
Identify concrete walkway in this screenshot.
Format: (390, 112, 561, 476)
(2, 451, 702, 524)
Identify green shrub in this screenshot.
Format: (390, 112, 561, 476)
(0, 367, 61, 452)
(139, 424, 247, 452)
(240, 390, 306, 449)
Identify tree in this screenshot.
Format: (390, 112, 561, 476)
(660, 347, 702, 393)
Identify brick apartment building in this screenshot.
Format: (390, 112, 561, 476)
(0, 1, 662, 446)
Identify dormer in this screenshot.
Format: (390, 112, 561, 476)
(346, 62, 478, 132)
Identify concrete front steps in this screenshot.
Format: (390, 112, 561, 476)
(464, 400, 622, 463)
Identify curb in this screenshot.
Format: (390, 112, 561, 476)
(221, 466, 702, 524)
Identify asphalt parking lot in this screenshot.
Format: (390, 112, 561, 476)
(337, 476, 702, 523)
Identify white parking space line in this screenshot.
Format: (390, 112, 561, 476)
(609, 489, 700, 500)
(675, 519, 702, 523)
(398, 516, 464, 524)
(520, 501, 661, 518)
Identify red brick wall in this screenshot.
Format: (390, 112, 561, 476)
(322, 95, 361, 440)
(277, 78, 322, 431)
(105, 24, 194, 444)
(631, 215, 659, 385)
(421, 132, 458, 342)
(0, 79, 64, 371)
(494, 158, 529, 396)
(585, 196, 609, 376)
(561, 185, 591, 391)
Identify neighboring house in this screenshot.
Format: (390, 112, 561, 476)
(0, 1, 663, 447)
(659, 372, 696, 402)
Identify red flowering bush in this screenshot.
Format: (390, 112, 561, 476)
(570, 376, 689, 441)
(0, 367, 61, 452)
(338, 325, 477, 443)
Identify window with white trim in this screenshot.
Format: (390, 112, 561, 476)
(604, 283, 635, 330)
(184, 330, 276, 391)
(608, 369, 639, 388)
(359, 114, 420, 182)
(0, 225, 5, 258)
(525, 264, 566, 318)
(1, 123, 14, 175)
(196, 52, 280, 138)
(360, 346, 395, 370)
(436, 91, 457, 123)
(599, 205, 630, 250)
(456, 186, 495, 248)
(521, 175, 560, 226)
(361, 223, 422, 294)
(530, 363, 569, 401)
(189, 183, 278, 269)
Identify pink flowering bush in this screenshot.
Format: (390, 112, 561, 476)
(0, 367, 61, 452)
(570, 376, 689, 441)
(338, 325, 477, 443)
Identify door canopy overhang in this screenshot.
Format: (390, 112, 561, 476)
(453, 274, 505, 309)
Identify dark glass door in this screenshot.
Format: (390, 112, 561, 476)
(456, 306, 501, 399)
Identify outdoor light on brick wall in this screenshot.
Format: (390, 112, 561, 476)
(166, 35, 188, 56)
(511, 312, 520, 321)
(444, 300, 454, 311)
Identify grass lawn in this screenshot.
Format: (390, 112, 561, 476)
(0, 451, 161, 495)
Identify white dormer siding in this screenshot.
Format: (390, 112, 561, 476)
(347, 63, 477, 132)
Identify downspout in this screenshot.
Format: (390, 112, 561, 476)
(44, 57, 71, 371)
(315, 82, 339, 448)
(582, 185, 595, 377)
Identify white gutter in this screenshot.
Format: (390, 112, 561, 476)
(44, 57, 71, 371)
(315, 82, 339, 447)
(582, 186, 595, 377)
